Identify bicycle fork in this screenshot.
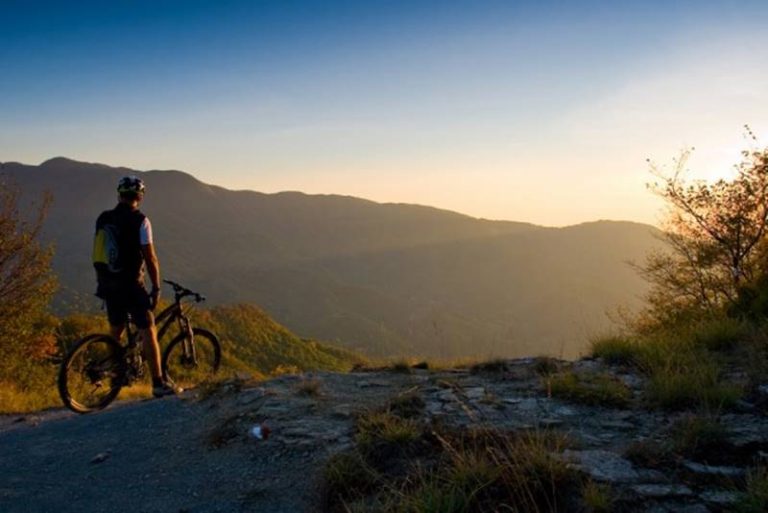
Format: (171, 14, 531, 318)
(179, 316, 198, 367)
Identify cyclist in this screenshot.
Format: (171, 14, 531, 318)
(93, 176, 180, 397)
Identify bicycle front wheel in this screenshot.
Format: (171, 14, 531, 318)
(58, 334, 125, 414)
(161, 328, 221, 390)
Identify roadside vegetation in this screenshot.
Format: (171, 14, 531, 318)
(322, 392, 583, 513)
(585, 136, 768, 508)
(587, 139, 768, 412)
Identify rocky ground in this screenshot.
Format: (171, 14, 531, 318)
(1, 358, 767, 512)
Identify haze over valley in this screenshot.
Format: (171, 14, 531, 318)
(5, 157, 660, 358)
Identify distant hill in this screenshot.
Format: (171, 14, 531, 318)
(2, 157, 662, 358)
(196, 304, 365, 376)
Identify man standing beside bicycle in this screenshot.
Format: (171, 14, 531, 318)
(92, 176, 181, 398)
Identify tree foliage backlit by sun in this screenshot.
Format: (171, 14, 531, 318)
(638, 128, 768, 328)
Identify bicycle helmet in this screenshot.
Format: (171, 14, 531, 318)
(117, 176, 145, 195)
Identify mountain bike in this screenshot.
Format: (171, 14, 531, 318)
(58, 280, 221, 413)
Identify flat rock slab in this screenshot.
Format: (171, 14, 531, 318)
(631, 484, 693, 498)
(701, 490, 740, 506)
(682, 461, 746, 478)
(564, 449, 639, 483)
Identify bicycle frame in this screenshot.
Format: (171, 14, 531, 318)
(155, 301, 189, 341)
(123, 300, 186, 346)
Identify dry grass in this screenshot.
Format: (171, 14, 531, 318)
(0, 382, 59, 414)
(323, 385, 581, 513)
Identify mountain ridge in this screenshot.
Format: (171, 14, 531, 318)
(3, 157, 663, 358)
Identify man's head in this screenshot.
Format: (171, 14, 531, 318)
(117, 176, 145, 205)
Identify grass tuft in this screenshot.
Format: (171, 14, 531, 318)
(355, 411, 424, 454)
(590, 335, 639, 365)
(624, 439, 673, 469)
(735, 466, 768, 513)
(690, 317, 749, 352)
(389, 359, 413, 374)
(470, 358, 509, 375)
(645, 362, 742, 410)
(387, 392, 425, 419)
(582, 480, 613, 513)
(532, 356, 560, 376)
(549, 372, 632, 408)
(322, 451, 379, 503)
(669, 414, 729, 457)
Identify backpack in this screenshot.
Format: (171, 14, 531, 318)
(93, 206, 146, 298)
(93, 222, 123, 274)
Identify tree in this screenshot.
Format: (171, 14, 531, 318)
(0, 177, 57, 375)
(638, 137, 768, 328)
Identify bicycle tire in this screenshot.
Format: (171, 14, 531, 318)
(58, 334, 125, 414)
(161, 328, 221, 389)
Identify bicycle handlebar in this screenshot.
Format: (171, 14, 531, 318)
(163, 279, 206, 303)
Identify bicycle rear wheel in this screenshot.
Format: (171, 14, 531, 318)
(161, 328, 221, 390)
(58, 334, 125, 413)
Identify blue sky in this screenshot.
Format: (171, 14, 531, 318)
(2, 0, 767, 225)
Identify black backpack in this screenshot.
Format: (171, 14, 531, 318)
(92, 205, 146, 298)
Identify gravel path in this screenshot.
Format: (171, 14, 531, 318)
(0, 372, 414, 513)
(4, 360, 767, 513)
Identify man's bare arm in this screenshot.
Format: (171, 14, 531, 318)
(141, 243, 161, 291)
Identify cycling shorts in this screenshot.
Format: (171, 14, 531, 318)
(104, 283, 153, 329)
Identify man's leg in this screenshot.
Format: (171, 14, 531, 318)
(138, 320, 163, 381)
(110, 324, 125, 342)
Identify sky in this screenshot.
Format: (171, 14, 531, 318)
(2, 0, 768, 226)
